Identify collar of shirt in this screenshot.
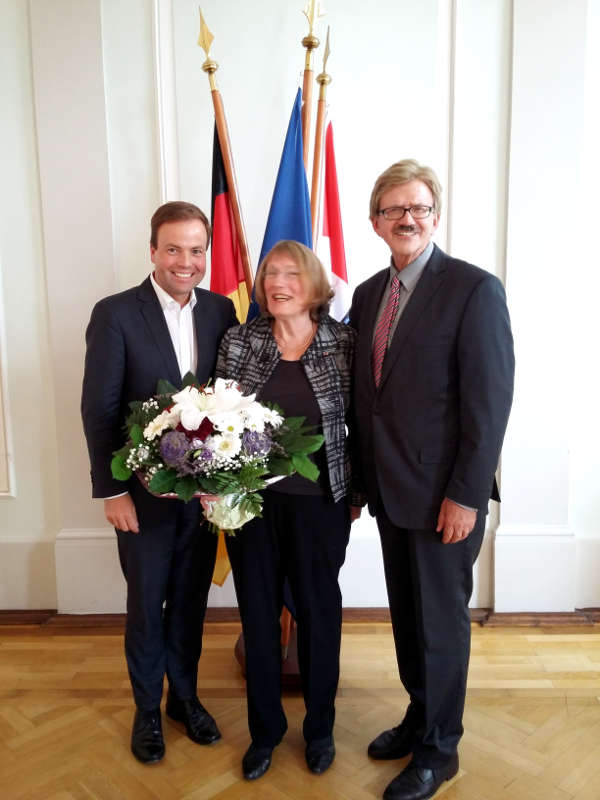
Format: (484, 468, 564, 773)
(389, 240, 434, 291)
(149, 272, 197, 312)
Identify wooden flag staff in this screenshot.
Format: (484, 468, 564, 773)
(198, 9, 253, 296)
(310, 26, 331, 240)
(300, 0, 323, 169)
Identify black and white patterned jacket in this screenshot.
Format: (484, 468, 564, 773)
(215, 314, 355, 503)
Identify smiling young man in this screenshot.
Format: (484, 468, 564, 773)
(81, 201, 237, 764)
(349, 161, 514, 800)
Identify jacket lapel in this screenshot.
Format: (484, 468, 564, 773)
(137, 277, 181, 387)
(378, 245, 447, 391)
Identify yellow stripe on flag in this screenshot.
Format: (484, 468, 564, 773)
(212, 530, 230, 587)
(228, 282, 250, 323)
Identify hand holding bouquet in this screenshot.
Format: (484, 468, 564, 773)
(111, 375, 324, 533)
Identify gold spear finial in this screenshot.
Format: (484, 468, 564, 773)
(316, 26, 332, 96)
(198, 8, 218, 89)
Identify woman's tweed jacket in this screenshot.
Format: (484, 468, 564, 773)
(215, 314, 355, 503)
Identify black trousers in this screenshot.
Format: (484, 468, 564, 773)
(226, 491, 350, 748)
(116, 478, 218, 710)
(376, 503, 485, 768)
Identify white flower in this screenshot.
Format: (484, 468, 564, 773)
(209, 433, 242, 459)
(203, 494, 256, 530)
(263, 407, 284, 428)
(210, 410, 245, 435)
(179, 405, 205, 432)
(143, 409, 176, 440)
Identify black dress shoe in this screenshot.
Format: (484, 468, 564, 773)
(242, 743, 273, 780)
(131, 708, 165, 764)
(166, 692, 221, 744)
(368, 722, 415, 760)
(383, 754, 459, 800)
(305, 737, 335, 774)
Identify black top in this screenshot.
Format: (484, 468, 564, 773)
(259, 360, 328, 496)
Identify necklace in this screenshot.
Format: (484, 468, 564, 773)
(272, 320, 316, 356)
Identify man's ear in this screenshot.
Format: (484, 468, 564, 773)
(371, 216, 382, 238)
(150, 244, 157, 264)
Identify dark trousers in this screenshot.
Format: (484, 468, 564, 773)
(225, 491, 350, 748)
(116, 479, 218, 710)
(376, 503, 485, 768)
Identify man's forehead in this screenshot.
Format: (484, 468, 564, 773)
(156, 219, 207, 245)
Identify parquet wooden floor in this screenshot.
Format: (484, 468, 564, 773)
(0, 621, 599, 799)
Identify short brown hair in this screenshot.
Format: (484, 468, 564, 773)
(369, 159, 443, 219)
(254, 240, 334, 322)
(150, 201, 211, 248)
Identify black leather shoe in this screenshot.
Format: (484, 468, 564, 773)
(166, 692, 221, 744)
(368, 722, 415, 760)
(383, 754, 459, 800)
(242, 743, 273, 780)
(306, 737, 335, 774)
(131, 708, 165, 764)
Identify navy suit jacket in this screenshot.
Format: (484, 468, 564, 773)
(81, 276, 237, 499)
(349, 244, 515, 530)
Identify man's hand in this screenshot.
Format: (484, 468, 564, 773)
(436, 498, 476, 544)
(104, 494, 139, 533)
(350, 505, 362, 523)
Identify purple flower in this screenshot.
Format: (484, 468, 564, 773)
(159, 430, 190, 467)
(242, 430, 272, 457)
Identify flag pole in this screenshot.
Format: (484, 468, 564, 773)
(300, 1, 322, 170)
(198, 9, 253, 296)
(310, 26, 331, 242)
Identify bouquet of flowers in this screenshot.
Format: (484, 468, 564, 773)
(110, 375, 324, 533)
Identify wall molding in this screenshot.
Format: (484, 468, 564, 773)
(494, 523, 576, 612)
(152, 0, 180, 201)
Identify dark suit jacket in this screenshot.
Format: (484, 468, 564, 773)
(349, 244, 515, 530)
(81, 276, 237, 499)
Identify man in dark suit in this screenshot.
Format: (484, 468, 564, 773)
(349, 160, 514, 800)
(81, 201, 237, 763)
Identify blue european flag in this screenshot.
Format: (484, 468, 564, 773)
(246, 88, 312, 320)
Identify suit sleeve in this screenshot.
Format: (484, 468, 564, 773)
(347, 291, 368, 506)
(81, 300, 129, 498)
(445, 275, 515, 509)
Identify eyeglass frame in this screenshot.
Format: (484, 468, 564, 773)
(376, 205, 435, 221)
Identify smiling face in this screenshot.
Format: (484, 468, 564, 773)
(150, 219, 208, 306)
(371, 180, 440, 270)
(262, 252, 312, 321)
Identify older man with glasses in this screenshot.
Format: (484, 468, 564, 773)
(348, 159, 515, 800)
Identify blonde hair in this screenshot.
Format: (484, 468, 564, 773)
(369, 159, 442, 219)
(255, 240, 334, 321)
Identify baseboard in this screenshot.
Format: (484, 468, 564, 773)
(2, 608, 598, 628)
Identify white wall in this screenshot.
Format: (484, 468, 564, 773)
(0, 0, 598, 612)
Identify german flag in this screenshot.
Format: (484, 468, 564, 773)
(210, 125, 250, 322)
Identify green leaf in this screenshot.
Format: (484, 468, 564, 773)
(281, 416, 306, 431)
(111, 454, 131, 481)
(181, 371, 199, 388)
(174, 476, 198, 502)
(148, 469, 176, 494)
(130, 424, 143, 445)
(292, 453, 320, 482)
(283, 434, 324, 454)
(267, 457, 294, 476)
(156, 378, 177, 395)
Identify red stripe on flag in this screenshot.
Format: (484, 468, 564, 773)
(323, 124, 348, 283)
(211, 192, 245, 298)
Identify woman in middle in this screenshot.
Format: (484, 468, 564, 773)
(215, 239, 356, 781)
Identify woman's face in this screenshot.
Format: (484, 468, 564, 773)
(263, 252, 311, 320)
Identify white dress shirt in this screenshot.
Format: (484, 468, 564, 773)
(150, 272, 198, 377)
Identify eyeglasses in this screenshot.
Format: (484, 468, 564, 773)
(377, 205, 434, 220)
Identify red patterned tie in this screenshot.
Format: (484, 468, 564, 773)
(372, 273, 401, 387)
